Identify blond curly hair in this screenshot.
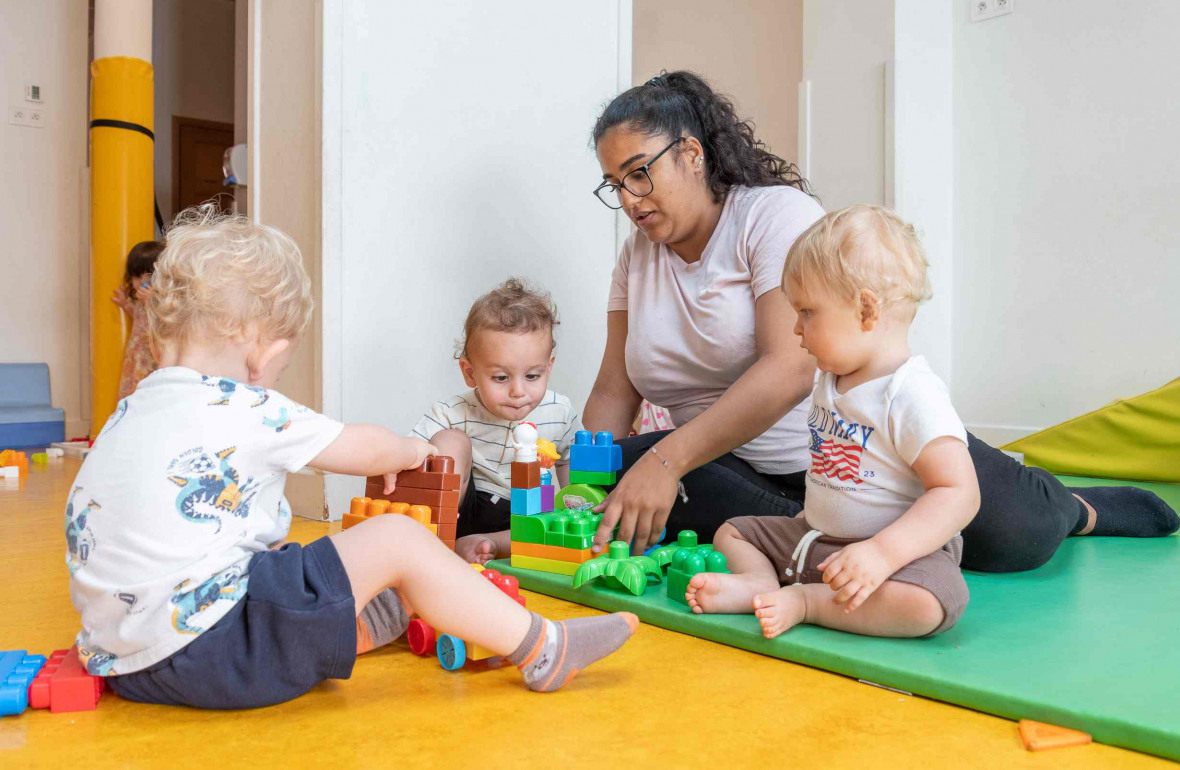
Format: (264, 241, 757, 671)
(783, 205, 932, 315)
(147, 204, 313, 345)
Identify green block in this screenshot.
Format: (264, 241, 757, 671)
(666, 567, 692, 605)
(564, 533, 593, 550)
(510, 514, 546, 545)
(555, 483, 607, 512)
(569, 470, 617, 486)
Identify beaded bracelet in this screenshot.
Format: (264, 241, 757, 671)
(650, 445, 689, 503)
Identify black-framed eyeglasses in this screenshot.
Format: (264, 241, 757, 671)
(593, 137, 683, 210)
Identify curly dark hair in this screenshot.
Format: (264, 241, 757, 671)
(123, 240, 165, 300)
(592, 70, 813, 203)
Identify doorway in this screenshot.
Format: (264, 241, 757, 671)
(172, 116, 234, 215)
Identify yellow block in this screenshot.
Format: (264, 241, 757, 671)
(510, 553, 580, 576)
(90, 56, 154, 436)
(1003, 377, 1180, 483)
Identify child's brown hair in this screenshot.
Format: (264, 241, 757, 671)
(123, 240, 165, 300)
(457, 278, 559, 359)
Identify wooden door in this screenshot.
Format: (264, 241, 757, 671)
(172, 117, 235, 216)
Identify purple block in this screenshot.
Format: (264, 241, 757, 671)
(541, 484, 555, 513)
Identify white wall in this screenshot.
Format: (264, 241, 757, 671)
(153, 0, 236, 223)
(0, 1, 89, 438)
(633, 0, 802, 164)
(952, 1, 1180, 442)
(323, 0, 629, 442)
(801, 0, 893, 209)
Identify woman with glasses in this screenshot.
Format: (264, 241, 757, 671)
(584, 71, 1176, 572)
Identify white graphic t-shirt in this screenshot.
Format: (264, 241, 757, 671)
(803, 356, 968, 539)
(67, 367, 344, 676)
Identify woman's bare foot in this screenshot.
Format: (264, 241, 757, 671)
(685, 572, 776, 614)
(455, 534, 498, 565)
(752, 586, 808, 639)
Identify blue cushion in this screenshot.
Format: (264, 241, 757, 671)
(0, 363, 54, 408)
(0, 406, 65, 425)
(0, 422, 64, 448)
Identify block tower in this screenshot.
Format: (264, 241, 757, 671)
(352, 455, 461, 549)
(509, 422, 555, 515)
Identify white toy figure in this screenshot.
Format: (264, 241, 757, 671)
(512, 422, 539, 462)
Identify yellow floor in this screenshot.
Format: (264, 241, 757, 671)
(0, 459, 1166, 769)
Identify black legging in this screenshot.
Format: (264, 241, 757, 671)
(617, 430, 1087, 573)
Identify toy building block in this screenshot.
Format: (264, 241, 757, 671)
(366, 483, 459, 510)
(510, 510, 603, 547)
(47, 447, 64, 459)
(540, 484, 555, 512)
(657, 531, 730, 606)
(569, 431, 623, 474)
(391, 456, 460, 491)
(28, 647, 104, 713)
(511, 460, 541, 489)
(0, 650, 47, 716)
(343, 497, 436, 535)
(1018, 720, 1092, 751)
(0, 450, 29, 481)
(512, 541, 595, 564)
(569, 469, 617, 486)
(32, 453, 48, 465)
(426, 566, 526, 671)
(0, 467, 15, 479)
(510, 552, 583, 577)
(572, 541, 663, 596)
(510, 487, 542, 515)
(554, 483, 607, 513)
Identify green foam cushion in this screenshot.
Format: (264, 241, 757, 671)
(492, 477, 1180, 761)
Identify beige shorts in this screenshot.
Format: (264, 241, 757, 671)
(727, 515, 969, 635)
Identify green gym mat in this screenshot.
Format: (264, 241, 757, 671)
(490, 476, 1180, 761)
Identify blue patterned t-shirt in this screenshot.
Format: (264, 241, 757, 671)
(67, 366, 343, 676)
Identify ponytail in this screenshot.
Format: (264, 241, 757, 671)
(592, 70, 812, 202)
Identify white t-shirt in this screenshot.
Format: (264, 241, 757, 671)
(607, 185, 825, 474)
(410, 389, 582, 499)
(67, 367, 344, 676)
(803, 356, 968, 539)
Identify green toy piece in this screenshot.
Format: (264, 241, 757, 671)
(654, 531, 730, 606)
(510, 510, 603, 548)
(572, 541, 663, 596)
(568, 469, 617, 486)
(554, 483, 608, 512)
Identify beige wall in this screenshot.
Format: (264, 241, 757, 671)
(153, 0, 237, 223)
(0, 0, 90, 438)
(632, 0, 802, 164)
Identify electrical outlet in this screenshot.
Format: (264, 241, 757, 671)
(993, 0, 1014, 17)
(970, 0, 995, 22)
(8, 106, 45, 128)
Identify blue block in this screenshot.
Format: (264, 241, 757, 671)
(0, 650, 47, 717)
(511, 487, 543, 515)
(570, 430, 622, 474)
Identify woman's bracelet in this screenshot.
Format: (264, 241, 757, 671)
(649, 445, 672, 470)
(650, 445, 690, 503)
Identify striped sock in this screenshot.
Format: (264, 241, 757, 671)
(506, 611, 638, 692)
(356, 588, 410, 655)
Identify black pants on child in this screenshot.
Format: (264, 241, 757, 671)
(617, 430, 1091, 574)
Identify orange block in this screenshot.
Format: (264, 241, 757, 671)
(511, 540, 594, 564)
(1018, 720, 1092, 751)
(0, 449, 29, 480)
(343, 497, 435, 533)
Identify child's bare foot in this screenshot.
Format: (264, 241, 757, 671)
(685, 572, 771, 614)
(455, 534, 498, 565)
(752, 586, 808, 639)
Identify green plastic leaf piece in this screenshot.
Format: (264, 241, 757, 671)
(572, 541, 664, 596)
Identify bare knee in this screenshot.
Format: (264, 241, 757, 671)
(897, 584, 946, 636)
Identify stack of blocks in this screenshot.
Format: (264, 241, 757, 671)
(509, 457, 553, 515)
(364, 455, 460, 549)
(0, 450, 29, 481)
(0, 649, 47, 716)
(26, 646, 104, 713)
(568, 430, 623, 483)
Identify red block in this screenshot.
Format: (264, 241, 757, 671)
(28, 647, 103, 713)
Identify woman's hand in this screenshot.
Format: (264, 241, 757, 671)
(592, 449, 680, 554)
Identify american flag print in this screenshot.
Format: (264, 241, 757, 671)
(809, 429, 865, 484)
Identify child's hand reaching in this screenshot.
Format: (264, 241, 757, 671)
(454, 534, 499, 565)
(818, 540, 896, 612)
(111, 286, 132, 312)
(381, 437, 439, 494)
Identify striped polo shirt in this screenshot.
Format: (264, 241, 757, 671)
(410, 389, 583, 499)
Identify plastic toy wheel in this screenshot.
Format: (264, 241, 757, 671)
(436, 634, 467, 671)
(407, 618, 435, 656)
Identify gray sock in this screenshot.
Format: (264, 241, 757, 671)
(505, 611, 637, 692)
(356, 588, 410, 654)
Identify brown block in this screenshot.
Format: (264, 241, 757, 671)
(366, 483, 459, 509)
(510, 461, 541, 489)
(434, 506, 459, 527)
(438, 521, 457, 541)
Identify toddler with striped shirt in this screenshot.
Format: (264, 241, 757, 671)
(412, 278, 584, 565)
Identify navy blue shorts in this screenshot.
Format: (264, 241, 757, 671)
(107, 537, 357, 709)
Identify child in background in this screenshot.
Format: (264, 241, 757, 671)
(112, 240, 165, 400)
(686, 205, 979, 639)
(412, 279, 583, 565)
(68, 210, 636, 709)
